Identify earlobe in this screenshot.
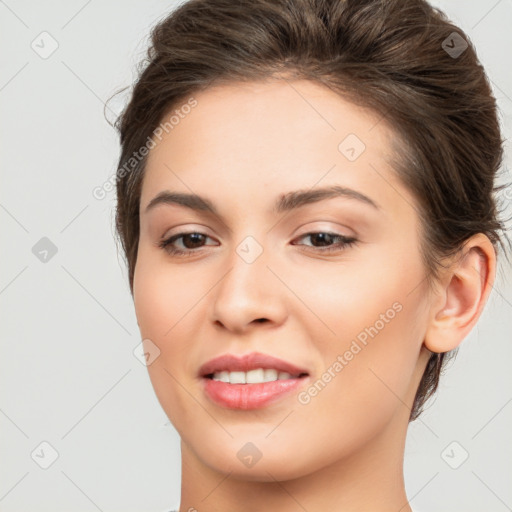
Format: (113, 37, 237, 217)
(424, 234, 496, 354)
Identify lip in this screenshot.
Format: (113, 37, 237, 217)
(198, 352, 310, 378)
(202, 377, 309, 410)
(198, 352, 311, 410)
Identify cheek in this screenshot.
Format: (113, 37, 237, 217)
(289, 301, 424, 468)
(284, 248, 420, 348)
(133, 251, 206, 339)
(292, 251, 426, 416)
(132, 254, 211, 415)
(133, 278, 169, 341)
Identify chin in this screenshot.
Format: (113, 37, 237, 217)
(188, 435, 322, 482)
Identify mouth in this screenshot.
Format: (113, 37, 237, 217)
(198, 351, 310, 380)
(203, 368, 309, 383)
(198, 352, 310, 409)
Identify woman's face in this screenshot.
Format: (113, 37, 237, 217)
(134, 79, 433, 480)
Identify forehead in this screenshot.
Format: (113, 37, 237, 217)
(147, 78, 392, 161)
(140, 79, 413, 219)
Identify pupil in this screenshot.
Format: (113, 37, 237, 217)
(184, 233, 204, 248)
(313, 233, 332, 246)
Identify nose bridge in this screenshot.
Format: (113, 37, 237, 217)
(211, 234, 287, 330)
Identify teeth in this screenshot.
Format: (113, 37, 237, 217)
(211, 368, 295, 384)
(247, 368, 265, 383)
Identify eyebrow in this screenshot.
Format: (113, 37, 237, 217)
(143, 185, 380, 217)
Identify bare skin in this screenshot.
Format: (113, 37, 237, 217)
(132, 78, 495, 511)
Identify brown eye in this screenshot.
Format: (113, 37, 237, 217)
(159, 232, 217, 256)
(292, 232, 357, 253)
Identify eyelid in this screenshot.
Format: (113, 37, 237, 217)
(292, 221, 356, 238)
(160, 223, 214, 239)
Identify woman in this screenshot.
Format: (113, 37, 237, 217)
(113, 0, 509, 510)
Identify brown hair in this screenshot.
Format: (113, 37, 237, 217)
(112, 0, 510, 421)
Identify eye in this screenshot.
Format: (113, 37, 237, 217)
(158, 231, 218, 257)
(158, 230, 358, 257)
(291, 232, 357, 253)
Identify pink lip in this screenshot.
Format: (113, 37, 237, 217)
(198, 352, 311, 410)
(202, 378, 308, 409)
(198, 352, 310, 377)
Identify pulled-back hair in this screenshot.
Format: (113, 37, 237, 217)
(113, 0, 510, 421)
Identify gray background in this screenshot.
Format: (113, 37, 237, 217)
(1, 1, 511, 511)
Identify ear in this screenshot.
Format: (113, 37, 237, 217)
(424, 233, 496, 353)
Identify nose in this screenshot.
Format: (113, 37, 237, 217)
(210, 243, 288, 334)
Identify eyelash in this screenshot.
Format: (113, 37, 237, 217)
(158, 231, 358, 257)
